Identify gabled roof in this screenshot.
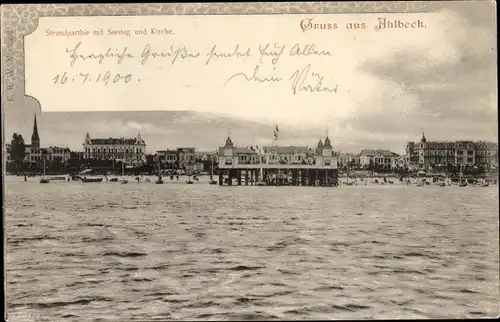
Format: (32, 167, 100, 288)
(263, 146, 310, 154)
(360, 149, 399, 158)
(45, 146, 71, 152)
(218, 146, 258, 155)
(234, 147, 258, 154)
(88, 138, 145, 145)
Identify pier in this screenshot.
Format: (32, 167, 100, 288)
(218, 164, 338, 186)
(217, 135, 339, 187)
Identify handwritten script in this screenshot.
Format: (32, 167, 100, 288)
(59, 41, 338, 95)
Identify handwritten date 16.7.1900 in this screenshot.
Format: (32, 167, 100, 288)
(52, 71, 134, 85)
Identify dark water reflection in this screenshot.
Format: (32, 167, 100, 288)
(5, 181, 499, 320)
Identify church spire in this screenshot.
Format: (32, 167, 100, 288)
(31, 113, 40, 148)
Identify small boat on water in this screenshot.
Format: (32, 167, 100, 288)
(49, 176, 66, 181)
(120, 180, 128, 184)
(415, 181, 425, 187)
(256, 181, 267, 186)
(458, 182, 468, 187)
(437, 182, 446, 187)
(186, 179, 194, 184)
(81, 177, 104, 183)
(109, 178, 119, 182)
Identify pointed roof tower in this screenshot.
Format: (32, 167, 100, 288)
(317, 139, 324, 149)
(224, 136, 234, 148)
(31, 114, 40, 147)
(324, 137, 332, 148)
(421, 132, 427, 143)
(136, 132, 145, 145)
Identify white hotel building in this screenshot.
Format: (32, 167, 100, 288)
(82, 132, 147, 166)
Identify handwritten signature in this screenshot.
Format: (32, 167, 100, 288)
(225, 63, 338, 95)
(224, 64, 282, 86)
(290, 64, 338, 95)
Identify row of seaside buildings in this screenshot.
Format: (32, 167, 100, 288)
(5, 115, 499, 172)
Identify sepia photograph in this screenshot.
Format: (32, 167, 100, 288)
(2, 1, 498, 321)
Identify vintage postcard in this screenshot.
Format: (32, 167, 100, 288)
(1, 1, 498, 321)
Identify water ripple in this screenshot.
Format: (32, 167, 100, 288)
(4, 182, 499, 320)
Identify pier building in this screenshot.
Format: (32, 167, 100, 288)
(217, 136, 339, 186)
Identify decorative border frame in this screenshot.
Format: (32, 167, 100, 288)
(2, 2, 496, 321)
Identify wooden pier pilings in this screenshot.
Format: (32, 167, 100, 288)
(217, 167, 339, 187)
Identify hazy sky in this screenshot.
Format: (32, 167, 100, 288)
(6, 2, 497, 153)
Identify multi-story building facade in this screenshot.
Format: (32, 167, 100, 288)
(218, 138, 259, 166)
(392, 155, 408, 169)
(405, 134, 455, 169)
(43, 146, 71, 164)
(156, 149, 178, 168)
(82, 132, 146, 166)
(338, 152, 361, 168)
(177, 147, 196, 169)
(405, 133, 498, 169)
(359, 149, 400, 168)
(474, 141, 498, 167)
